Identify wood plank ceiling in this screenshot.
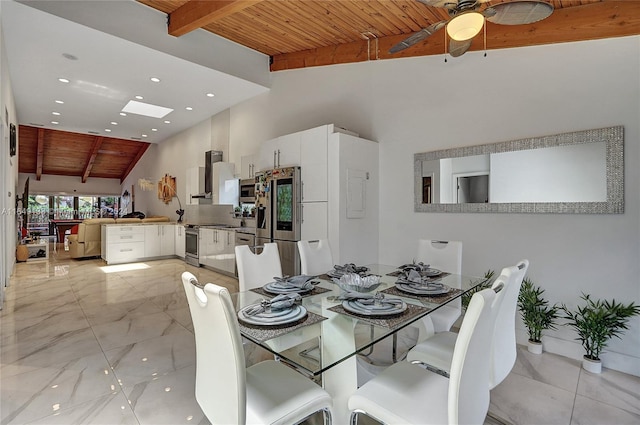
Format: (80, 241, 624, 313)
(138, 0, 640, 71)
(18, 125, 150, 183)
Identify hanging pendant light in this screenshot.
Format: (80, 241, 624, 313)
(447, 11, 484, 42)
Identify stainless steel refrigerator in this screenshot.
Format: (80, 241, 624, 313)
(255, 166, 301, 276)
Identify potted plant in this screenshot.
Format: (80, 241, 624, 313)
(233, 206, 242, 218)
(561, 293, 640, 373)
(517, 278, 559, 354)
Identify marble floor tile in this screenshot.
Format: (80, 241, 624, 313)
(571, 394, 640, 425)
(24, 391, 140, 425)
(1, 352, 119, 424)
(91, 311, 187, 351)
(576, 366, 640, 415)
(3, 251, 639, 425)
(104, 330, 196, 389)
(489, 372, 575, 425)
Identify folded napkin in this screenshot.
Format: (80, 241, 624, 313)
(244, 293, 302, 316)
(400, 270, 444, 288)
(334, 263, 369, 275)
(272, 275, 318, 290)
(400, 262, 430, 272)
(338, 291, 404, 306)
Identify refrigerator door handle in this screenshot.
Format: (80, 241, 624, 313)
(301, 203, 304, 223)
(273, 150, 277, 169)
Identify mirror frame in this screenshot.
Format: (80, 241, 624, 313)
(414, 126, 624, 214)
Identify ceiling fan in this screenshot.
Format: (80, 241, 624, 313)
(389, 0, 554, 57)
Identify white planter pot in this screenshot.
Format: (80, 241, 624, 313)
(582, 356, 602, 373)
(527, 340, 543, 354)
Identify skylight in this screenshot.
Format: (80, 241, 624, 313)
(121, 100, 173, 118)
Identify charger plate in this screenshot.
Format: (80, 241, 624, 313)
(238, 304, 307, 326)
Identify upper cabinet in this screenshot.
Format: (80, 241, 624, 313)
(300, 126, 329, 202)
(258, 132, 302, 170)
(241, 154, 258, 179)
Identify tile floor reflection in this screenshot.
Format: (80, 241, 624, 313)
(1, 245, 638, 424)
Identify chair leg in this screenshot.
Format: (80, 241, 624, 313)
(322, 408, 332, 425)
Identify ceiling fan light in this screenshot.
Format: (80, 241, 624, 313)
(447, 12, 484, 41)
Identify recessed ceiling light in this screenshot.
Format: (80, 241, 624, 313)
(51, 121, 59, 125)
(105, 129, 112, 132)
(58, 78, 70, 83)
(142, 134, 148, 138)
(119, 112, 127, 116)
(135, 95, 144, 100)
(164, 120, 171, 124)
(52, 112, 61, 116)
(122, 100, 172, 118)
(185, 107, 193, 111)
(62, 53, 78, 60)
(150, 77, 160, 83)
(151, 128, 158, 132)
(55, 100, 64, 104)
(110, 122, 118, 125)
(206, 93, 215, 97)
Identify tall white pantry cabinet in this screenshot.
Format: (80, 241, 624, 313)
(259, 124, 379, 266)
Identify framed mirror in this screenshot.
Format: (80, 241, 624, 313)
(414, 126, 623, 213)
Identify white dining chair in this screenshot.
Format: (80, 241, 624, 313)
(297, 239, 334, 276)
(235, 243, 283, 292)
(348, 287, 498, 425)
(406, 259, 530, 389)
(181, 272, 333, 425)
(416, 239, 463, 333)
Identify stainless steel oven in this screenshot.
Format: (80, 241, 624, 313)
(185, 225, 200, 267)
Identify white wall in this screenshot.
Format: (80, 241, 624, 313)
(222, 37, 640, 375)
(1, 1, 18, 303)
(138, 36, 640, 375)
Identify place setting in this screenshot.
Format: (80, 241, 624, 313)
(324, 263, 373, 280)
(328, 289, 430, 329)
(250, 274, 332, 298)
(385, 261, 449, 279)
(381, 269, 462, 303)
(237, 293, 328, 343)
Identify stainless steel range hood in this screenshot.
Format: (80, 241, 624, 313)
(191, 150, 238, 206)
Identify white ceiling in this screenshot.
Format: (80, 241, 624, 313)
(2, 0, 271, 143)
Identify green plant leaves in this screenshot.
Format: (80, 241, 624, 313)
(518, 277, 559, 343)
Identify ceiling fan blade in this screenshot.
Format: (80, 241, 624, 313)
(389, 21, 446, 54)
(449, 39, 472, 57)
(486, 0, 554, 25)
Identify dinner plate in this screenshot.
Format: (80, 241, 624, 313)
(238, 304, 308, 326)
(395, 283, 451, 296)
(342, 299, 407, 317)
(263, 282, 313, 295)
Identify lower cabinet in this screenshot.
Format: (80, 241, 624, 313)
(144, 225, 175, 258)
(102, 224, 178, 265)
(198, 228, 235, 276)
(175, 225, 185, 258)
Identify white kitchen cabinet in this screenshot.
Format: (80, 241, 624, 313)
(301, 125, 328, 202)
(144, 224, 175, 258)
(175, 225, 185, 258)
(186, 166, 204, 206)
(259, 132, 301, 170)
(241, 154, 258, 179)
(198, 228, 235, 275)
(211, 162, 238, 205)
(301, 202, 328, 242)
(102, 225, 146, 264)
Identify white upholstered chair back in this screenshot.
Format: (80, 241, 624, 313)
(297, 239, 334, 276)
(235, 243, 283, 292)
(490, 259, 529, 389)
(181, 272, 246, 424)
(449, 287, 498, 425)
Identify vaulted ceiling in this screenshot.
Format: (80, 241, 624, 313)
(138, 0, 640, 71)
(18, 126, 150, 184)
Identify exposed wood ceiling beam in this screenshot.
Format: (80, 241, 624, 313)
(168, 0, 263, 37)
(271, 1, 640, 71)
(36, 128, 44, 181)
(82, 136, 104, 183)
(121, 144, 151, 183)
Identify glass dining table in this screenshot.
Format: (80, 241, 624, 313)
(230, 264, 488, 422)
